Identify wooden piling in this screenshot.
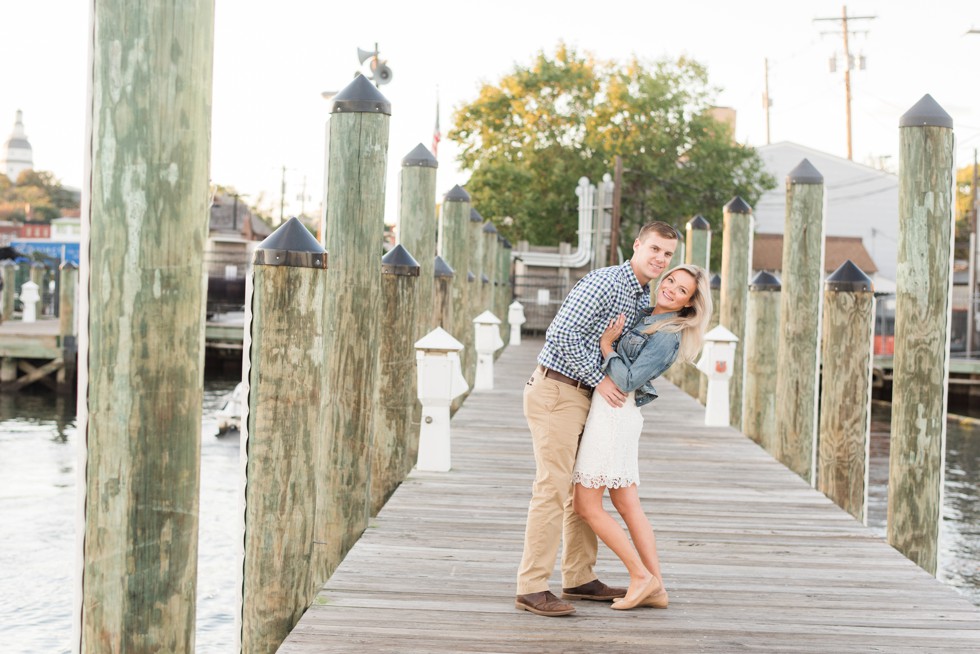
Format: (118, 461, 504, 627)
(680, 215, 711, 397)
(240, 219, 328, 654)
(398, 144, 438, 331)
(817, 261, 874, 524)
(719, 197, 753, 427)
(77, 1, 214, 650)
(433, 255, 454, 331)
(497, 236, 512, 346)
(441, 186, 471, 342)
(743, 271, 780, 452)
(1, 261, 14, 320)
(699, 274, 721, 405)
(315, 75, 391, 583)
(774, 159, 826, 484)
(888, 95, 955, 575)
(482, 221, 498, 316)
(462, 207, 485, 384)
(373, 245, 421, 512)
(57, 262, 77, 391)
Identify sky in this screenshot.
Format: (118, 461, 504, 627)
(1, 0, 978, 227)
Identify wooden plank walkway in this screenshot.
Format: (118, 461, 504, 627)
(281, 338, 980, 653)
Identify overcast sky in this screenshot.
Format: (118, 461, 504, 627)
(2, 0, 978, 225)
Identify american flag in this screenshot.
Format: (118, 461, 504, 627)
(432, 93, 441, 158)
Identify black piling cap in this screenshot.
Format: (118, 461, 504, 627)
(59, 261, 78, 271)
(444, 185, 470, 203)
(749, 270, 781, 291)
(899, 94, 953, 129)
(253, 217, 327, 269)
(402, 143, 438, 169)
(481, 274, 490, 284)
(787, 158, 824, 185)
(710, 273, 721, 290)
(470, 207, 483, 223)
(467, 271, 476, 282)
(724, 196, 752, 214)
(825, 259, 873, 292)
(687, 214, 710, 230)
(434, 255, 455, 278)
(331, 74, 392, 116)
(502, 238, 513, 249)
(483, 221, 498, 234)
(381, 244, 420, 276)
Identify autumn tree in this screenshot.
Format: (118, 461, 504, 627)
(955, 163, 977, 260)
(449, 44, 775, 262)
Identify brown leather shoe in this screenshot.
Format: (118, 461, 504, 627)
(561, 579, 628, 601)
(515, 591, 576, 616)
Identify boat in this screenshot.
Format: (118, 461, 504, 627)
(216, 382, 245, 436)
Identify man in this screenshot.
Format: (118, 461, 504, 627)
(515, 221, 679, 617)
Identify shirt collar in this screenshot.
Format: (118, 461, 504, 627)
(620, 260, 647, 296)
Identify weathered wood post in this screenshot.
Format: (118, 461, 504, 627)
(818, 260, 875, 524)
(441, 185, 470, 342)
(679, 215, 710, 397)
(433, 255, 454, 331)
(57, 261, 78, 391)
(240, 219, 327, 654)
(314, 75, 391, 583)
(29, 263, 46, 316)
(497, 235, 512, 345)
(719, 197, 753, 427)
(888, 94, 955, 575)
(699, 274, 722, 405)
(1, 261, 15, 321)
(76, 1, 214, 650)
(743, 271, 780, 451)
(774, 159, 826, 484)
(462, 207, 485, 384)
(372, 244, 421, 513)
(398, 144, 438, 331)
(482, 220, 498, 316)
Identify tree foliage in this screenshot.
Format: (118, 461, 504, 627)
(0, 169, 79, 222)
(449, 44, 776, 261)
(955, 163, 976, 261)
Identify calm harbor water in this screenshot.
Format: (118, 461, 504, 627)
(0, 388, 977, 652)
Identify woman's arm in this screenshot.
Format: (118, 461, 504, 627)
(602, 330, 680, 393)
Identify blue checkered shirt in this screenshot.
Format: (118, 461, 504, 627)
(537, 261, 649, 387)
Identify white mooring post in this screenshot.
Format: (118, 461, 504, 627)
(696, 325, 738, 427)
(508, 300, 526, 345)
(415, 327, 468, 471)
(473, 310, 504, 390)
(19, 280, 40, 323)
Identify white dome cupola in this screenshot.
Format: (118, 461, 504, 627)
(1, 110, 34, 182)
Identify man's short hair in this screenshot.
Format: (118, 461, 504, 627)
(636, 221, 679, 242)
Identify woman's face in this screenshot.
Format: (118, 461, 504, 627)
(653, 269, 697, 314)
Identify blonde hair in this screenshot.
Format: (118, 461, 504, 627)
(642, 264, 713, 363)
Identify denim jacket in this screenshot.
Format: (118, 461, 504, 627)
(601, 310, 681, 407)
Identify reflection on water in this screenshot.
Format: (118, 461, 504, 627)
(0, 381, 240, 654)
(0, 391, 977, 652)
(868, 403, 980, 606)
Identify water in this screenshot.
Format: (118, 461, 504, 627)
(0, 380, 240, 654)
(1, 392, 978, 652)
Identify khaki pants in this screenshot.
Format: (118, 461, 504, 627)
(516, 366, 598, 595)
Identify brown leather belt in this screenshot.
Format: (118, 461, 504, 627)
(543, 367, 594, 391)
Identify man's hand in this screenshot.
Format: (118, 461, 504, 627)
(595, 376, 626, 407)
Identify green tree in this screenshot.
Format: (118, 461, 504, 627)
(955, 163, 976, 261)
(449, 44, 775, 265)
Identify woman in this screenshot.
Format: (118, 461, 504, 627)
(571, 264, 711, 610)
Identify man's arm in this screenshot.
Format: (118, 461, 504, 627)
(545, 273, 615, 387)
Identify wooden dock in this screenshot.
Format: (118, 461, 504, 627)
(280, 338, 980, 653)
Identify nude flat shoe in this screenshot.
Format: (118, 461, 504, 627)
(610, 576, 661, 611)
(613, 584, 669, 609)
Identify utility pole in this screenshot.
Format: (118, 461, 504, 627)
(279, 164, 286, 225)
(763, 58, 772, 145)
(815, 5, 875, 160)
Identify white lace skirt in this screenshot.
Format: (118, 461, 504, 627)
(572, 391, 644, 489)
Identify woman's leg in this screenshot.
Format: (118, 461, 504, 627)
(609, 485, 662, 584)
(572, 483, 654, 603)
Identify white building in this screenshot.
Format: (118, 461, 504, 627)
(1, 110, 34, 181)
(754, 142, 898, 290)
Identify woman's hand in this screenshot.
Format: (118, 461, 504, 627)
(600, 314, 626, 356)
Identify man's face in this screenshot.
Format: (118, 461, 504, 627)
(630, 232, 677, 286)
